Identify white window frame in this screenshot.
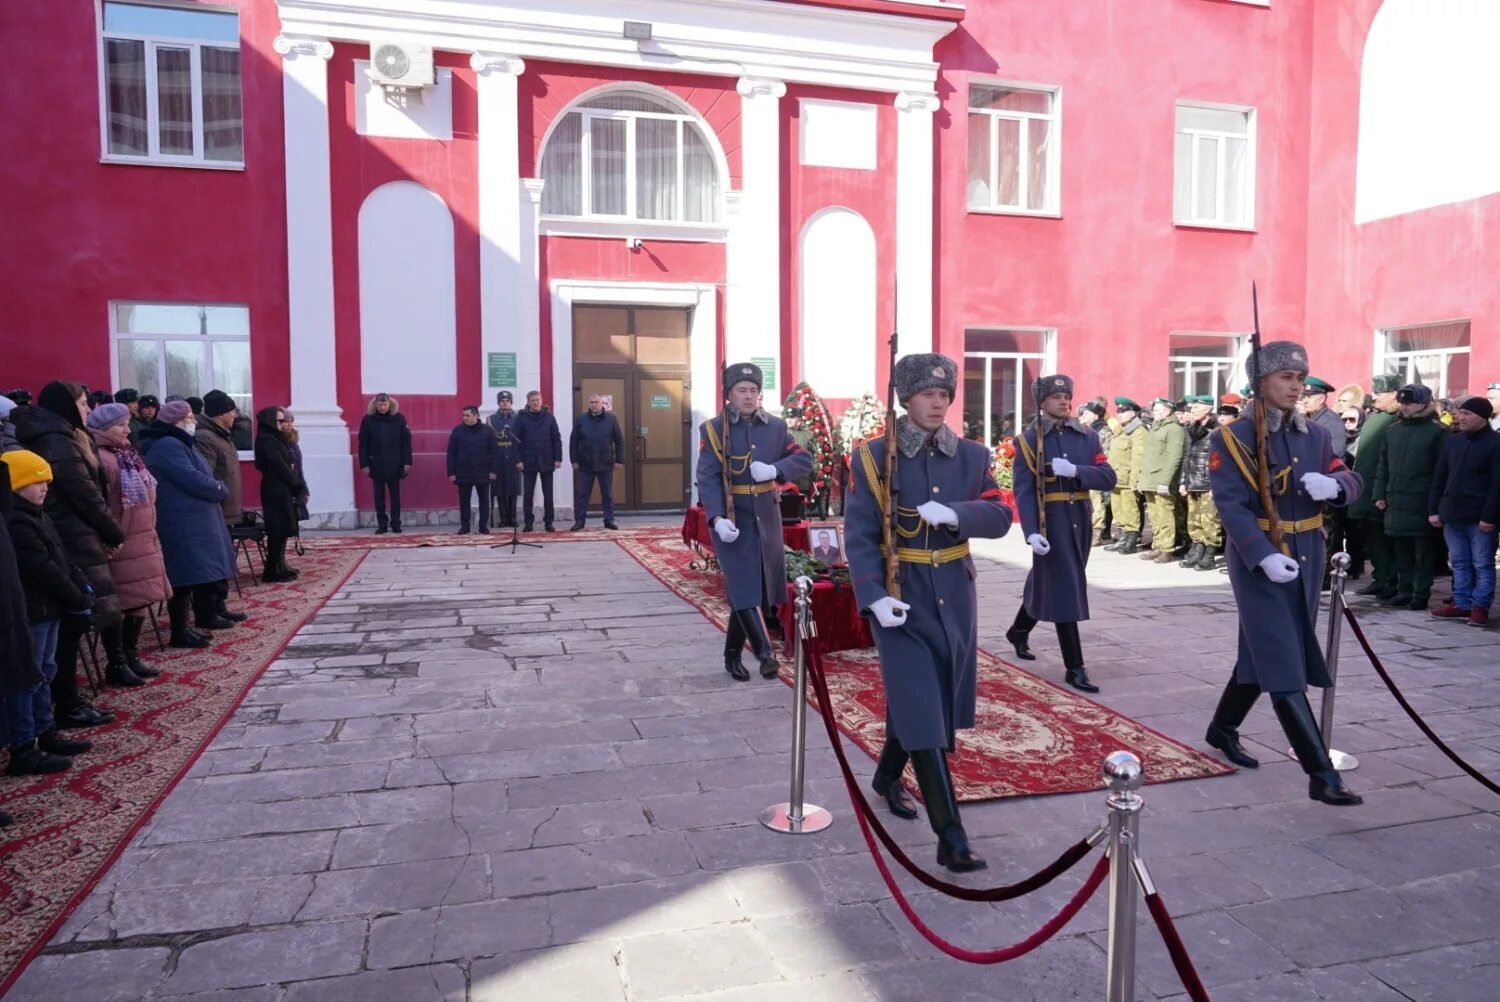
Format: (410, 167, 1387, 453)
(962, 327, 1057, 445)
(95, 0, 244, 170)
(109, 300, 254, 458)
(1174, 101, 1256, 230)
(1168, 331, 1248, 401)
(967, 81, 1062, 217)
(1375, 321, 1472, 398)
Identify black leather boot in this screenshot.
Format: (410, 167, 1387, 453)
(1057, 622, 1099, 693)
(870, 732, 917, 820)
(1178, 542, 1205, 568)
(39, 729, 92, 756)
(763, 604, 783, 637)
(120, 616, 159, 679)
(1103, 532, 1127, 552)
(1005, 606, 1037, 661)
(1205, 679, 1261, 768)
(1273, 692, 1363, 806)
(737, 609, 780, 679)
(1194, 545, 1219, 571)
(5, 740, 72, 776)
(910, 749, 986, 872)
(722, 613, 750, 682)
(1117, 531, 1142, 555)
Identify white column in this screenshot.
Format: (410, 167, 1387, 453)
(274, 34, 354, 524)
(726, 77, 785, 373)
(895, 90, 938, 357)
(471, 53, 533, 414)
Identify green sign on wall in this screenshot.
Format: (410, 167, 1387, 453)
(487, 352, 517, 388)
(649, 394, 672, 410)
(751, 357, 776, 391)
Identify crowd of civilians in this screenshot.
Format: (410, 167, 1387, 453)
(0, 382, 306, 827)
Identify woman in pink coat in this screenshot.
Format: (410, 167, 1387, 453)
(87, 403, 171, 684)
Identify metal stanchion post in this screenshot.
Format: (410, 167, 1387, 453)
(1288, 550, 1359, 771)
(761, 575, 833, 835)
(1103, 751, 1144, 1002)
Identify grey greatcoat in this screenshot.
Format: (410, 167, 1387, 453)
(1209, 412, 1361, 693)
(696, 410, 813, 611)
(1013, 417, 1117, 623)
(846, 420, 1014, 752)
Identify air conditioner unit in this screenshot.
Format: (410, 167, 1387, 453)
(367, 40, 435, 91)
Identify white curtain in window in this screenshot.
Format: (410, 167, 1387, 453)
(106, 39, 148, 155)
(156, 46, 194, 155)
(1027, 118, 1050, 211)
(682, 124, 718, 222)
(995, 117, 1020, 206)
(540, 113, 583, 215)
(636, 118, 678, 220)
(202, 46, 242, 162)
(966, 113, 991, 207)
(589, 117, 627, 215)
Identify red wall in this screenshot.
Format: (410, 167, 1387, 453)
(937, 0, 1315, 399)
(1304, 0, 1499, 392)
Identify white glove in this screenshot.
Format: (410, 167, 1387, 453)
(1301, 472, 1340, 502)
(714, 518, 740, 543)
(868, 596, 911, 629)
(749, 461, 779, 483)
(916, 500, 958, 528)
(1156, 484, 1172, 496)
(1049, 457, 1077, 478)
(1258, 552, 1300, 583)
(1027, 533, 1051, 555)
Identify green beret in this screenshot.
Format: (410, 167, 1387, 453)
(1371, 373, 1402, 393)
(1189, 395, 1214, 405)
(1304, 376, 1335, 393)
(1151, 397, 1174, 410)
(1114, 396, 1141, 411)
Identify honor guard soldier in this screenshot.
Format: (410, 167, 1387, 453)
(1203, 340, 1364, 806)
(1004, 375, 1117, 693)
(696, 363, 813, 681)
(1103, 397, 1148, 553)
(487, 391, 520, 528)
(845, 354, 1014, 872)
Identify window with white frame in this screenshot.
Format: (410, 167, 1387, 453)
(1168, 332, 1246, 402)
(538, 91, 722, 223)
(967, 84, 1059, 214)
(1174, 103, 1255, 228)
(114, 302, 253, 449)
(961, 328, 1055, 447)
(1377, 320, 1471, 398)
(99, 2, 243, 166)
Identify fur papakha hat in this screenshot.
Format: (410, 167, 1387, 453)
(893, 353, 957, 404)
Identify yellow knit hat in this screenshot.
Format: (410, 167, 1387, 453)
(2, 449, 53, 492)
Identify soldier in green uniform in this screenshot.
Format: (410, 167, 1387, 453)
(1178, 395, 1221, 570)
(1104, 397, 1148, 554)
(1138, 397, 1187, 563)
(1351, 374, 1402, 598)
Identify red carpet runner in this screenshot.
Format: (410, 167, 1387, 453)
(0, 545, 366, 995)
(615, 533, 1233, 800)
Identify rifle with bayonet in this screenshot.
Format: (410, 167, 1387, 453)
(882, 327, 901, 601)
(1250, 282, 1287, 555)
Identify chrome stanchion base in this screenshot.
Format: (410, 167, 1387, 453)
(1286, 747, 1360, 771)
(759, 802, 833, 834)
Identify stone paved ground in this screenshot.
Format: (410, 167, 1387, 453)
(10, 530, 1499, 1001)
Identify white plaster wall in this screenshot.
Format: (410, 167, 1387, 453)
(354, 62, 453, 140)
(799, 98, 876, 170)
(799, 207, 876, 398)
(358, 182, 457, 394)
(1355, 0, 1500, 223)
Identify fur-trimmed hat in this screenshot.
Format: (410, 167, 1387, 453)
(1370, 373, 1403, 394)
(1397, 383, 1433, 406)
(1252, 340, 1310, 380)
(722, 362, 763, 395)
(496, 390, 513, 404)
(113, 387, 139, 405)
(1080, 401, 1106, 419)
(893, 353, 957, 403)
(1032, 374, 1073, 403)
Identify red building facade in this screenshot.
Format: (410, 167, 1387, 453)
(1, 0, 1493, 523)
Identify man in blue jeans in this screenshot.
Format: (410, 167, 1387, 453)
(1428, 395, 1500, 628)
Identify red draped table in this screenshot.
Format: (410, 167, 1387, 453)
(681, 507, 811, 553)
(778, 578, 873, 653)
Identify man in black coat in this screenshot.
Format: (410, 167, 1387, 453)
(357, 393, 412, 534)
(448, 406, 498, 534)
(569, 394, 625, 531)
(1427, 395, 1500, 628)
(513, 390, 562, 532)
(487, 391, 520, 528)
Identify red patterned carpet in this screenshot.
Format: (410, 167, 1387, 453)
(309, 523, 680, 549)
(0, 545, 367, 995)
(615, 534, 1233, 801)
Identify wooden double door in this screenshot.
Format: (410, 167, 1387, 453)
(573, 304, 693, 511)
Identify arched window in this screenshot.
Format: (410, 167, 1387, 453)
(539, 89, 722, 223)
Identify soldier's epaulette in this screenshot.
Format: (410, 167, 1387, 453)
(701, 417, 725, 462)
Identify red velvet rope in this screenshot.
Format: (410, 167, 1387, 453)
(1144, 891, 1212, 1002)
(1343, 606, 1500, 796)
(804, 640, 1100, 901)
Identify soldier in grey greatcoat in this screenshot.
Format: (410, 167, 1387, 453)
(1202, 341, 1364, 806)
(845, 354, 1014, 872)
(1004, 375, 1117, 693)
(696, 363, 813, 681)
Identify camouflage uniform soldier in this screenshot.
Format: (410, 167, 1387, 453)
(1138, 397, 1187, 563)
(1080, 402, 1114, 544)
(1103, 397, 1147, 553)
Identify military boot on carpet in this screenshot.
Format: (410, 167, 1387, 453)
(911, 749, 986, 873)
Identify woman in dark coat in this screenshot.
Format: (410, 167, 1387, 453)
(138, 400, 238, 647)
(12, 381, 127, 717)
(254, 406, 307, 582)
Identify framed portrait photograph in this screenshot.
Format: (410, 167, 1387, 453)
(808, 522, 845, 565)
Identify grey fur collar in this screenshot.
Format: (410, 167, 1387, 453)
(728, 407, 768, 425)
(1265, 407, 1307, 433)
(897, 417, 958, 458)
(1036, 414, 1085, 436)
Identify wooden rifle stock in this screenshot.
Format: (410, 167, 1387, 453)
(882, 333, 900, 600)
(721, 405, 735, 528)
(1035, 421, 1048, 540)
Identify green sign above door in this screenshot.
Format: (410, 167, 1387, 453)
(751, 357, 776, 390)
(487, 352, 517, 388)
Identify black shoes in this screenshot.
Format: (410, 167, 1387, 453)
(5, 741, 72, 776)
(1065, 669, 1099, 693)
(197, 613, 237, 630)
(105, 660, 146, 688)
(170, 628, 212, 649)
(375, 526, 389, 535)
(456, 527, 471, 535)
(545, 523, 556, 533)
(1205, 680, 1261, 768)
(217, 607, 248, 623)
(1116, 531, 1141, 555)
(1005, 628, 1035, 661)
(1194, 547, 1218, 571)
(1380, 592, 1412, 607)
(263, 566, 298, 583)
(723, 613, 750, 681)
(54, 701, 113, 730)
(570, 521, 586, 532)
(872, 735, 917, 820)
(734, 609, 780, 679)
(1205, 722, 1259, 768)
(392, 525, 403, 534)
(39, 730, 91, 756)
(604, 521, 619, 530)
(1355, 580, 1386, 596)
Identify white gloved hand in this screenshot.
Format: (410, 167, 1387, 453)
(749, 460, 779, 483)
(1049, 457, 1077, 478)
(868, 596, 911, 629)
(1258, 552, 1300, 583)
(1027, 533, 1051, 555)
(1301, 471, 1340, 501)
(916, 500, 958, 528)
(714, 518, 740, 543)
(1156, 484, 1172, 496)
